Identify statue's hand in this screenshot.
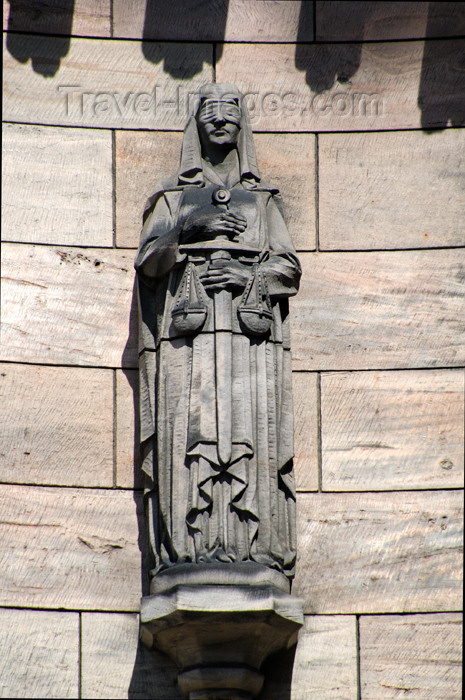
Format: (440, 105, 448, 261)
(200, 260, 252, 292)
(182, 208, 247, 242)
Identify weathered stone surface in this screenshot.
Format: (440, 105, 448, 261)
(316, 1, 465, 40)
(115, 130, 316, 250)
(2, 123, 113, 247)
(1, 243, 138, 368)
(4, 246, 464, 373)
(291, 250, 465, 371)
(359, 612, 463, 699)
(0, 608, 79, 699)
(294, 490, 463, 614)
(3, 0, 111, 36)
(141, 582, 303, 651)
(115, 131, 183, 248)
(293, 372, 319, 492)
(113, 0, 313, 42)
(81, 613, 181, 699)
(4, 245, 463, 373)
(261, 615, 358, 700)
(1, 4, 462, 697)
(319, 129, 465, 250)
(82, 611, 358, 700)
(0, 363, 114, 487)
(0, 488, 461, 646)
(254, 133, 316, 251)
(3, 34, 213, 129)
(321, 369, 464, 491)
(216, 39, 464, 131)
(294, 615, 357, 700)
(149, 563, 291, 596)
(0, 485, 144, 610)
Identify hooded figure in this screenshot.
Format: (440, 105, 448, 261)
(135, 84, 301, 580)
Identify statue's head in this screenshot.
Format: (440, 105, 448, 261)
(195, 84, 242, 154)
(178, 83, 260, 187)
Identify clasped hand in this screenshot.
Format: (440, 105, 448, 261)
(182, 207, 251, 291)
(182, 207, 247, 242)
(200, 259, 251, 292)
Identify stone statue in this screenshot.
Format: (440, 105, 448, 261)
(135, 83, 301, 582)
(136, 83, 303, 699)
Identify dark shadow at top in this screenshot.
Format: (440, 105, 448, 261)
(142, 41, 208, 80)
(142, 0, 229, 78)
(295, 42, 363, 93)
(296, 1, 364, 92)
(5, 0, 75, 77)
(418, 2, 465, 130)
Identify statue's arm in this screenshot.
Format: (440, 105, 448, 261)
(135, 193, 184, 280)
(260, 194, 301, 298)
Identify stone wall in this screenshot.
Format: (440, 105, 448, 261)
(1, 2, 463, 698)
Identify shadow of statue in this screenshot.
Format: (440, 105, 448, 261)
(5, 0, 74, 76)
(128, 643, 182, 699)
(121, 279, 184, 698)
(418, 2, 465, 130)
(142, 0, 229, 78)
(121, 277, 151, 599)
(259, 645, 296, 700)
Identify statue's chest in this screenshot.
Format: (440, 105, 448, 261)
(178, 186, 266, 248)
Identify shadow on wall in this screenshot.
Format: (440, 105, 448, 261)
(4, 0, 225, 79)
(120, 280, 185, 698)
(259, 646, 297, 699)
(295, 0, 465, 130)
(6, 0, 464, 128)
(128, 643, 183, 699)
(5, 0, 74, 76)
(418, 2, 465, 129)
(142, 0, 229, 77)
(126, 643, 296, 699)
(295, 1, 363, 93)
(121, 278, 151, 597)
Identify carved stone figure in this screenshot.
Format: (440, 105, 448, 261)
(135, 83, 301, 583)
(136, 83, 303, 699)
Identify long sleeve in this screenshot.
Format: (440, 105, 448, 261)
(260, 194, 301, 298)
(135, 192, 185, 281)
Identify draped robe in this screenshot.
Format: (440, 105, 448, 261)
(135, 161, 301, 580)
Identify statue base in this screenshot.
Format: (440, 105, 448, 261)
(140, 563, 304, 699)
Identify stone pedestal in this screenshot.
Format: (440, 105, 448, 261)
(140, 563, 303, 699)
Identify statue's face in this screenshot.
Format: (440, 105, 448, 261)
(197, 99, 241, 151)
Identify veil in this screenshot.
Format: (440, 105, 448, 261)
(177, 83, 261, 187)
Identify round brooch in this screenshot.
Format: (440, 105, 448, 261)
(212, 188, 231, 206)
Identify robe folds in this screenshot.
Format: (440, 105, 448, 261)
(135, 175, 301, 579)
